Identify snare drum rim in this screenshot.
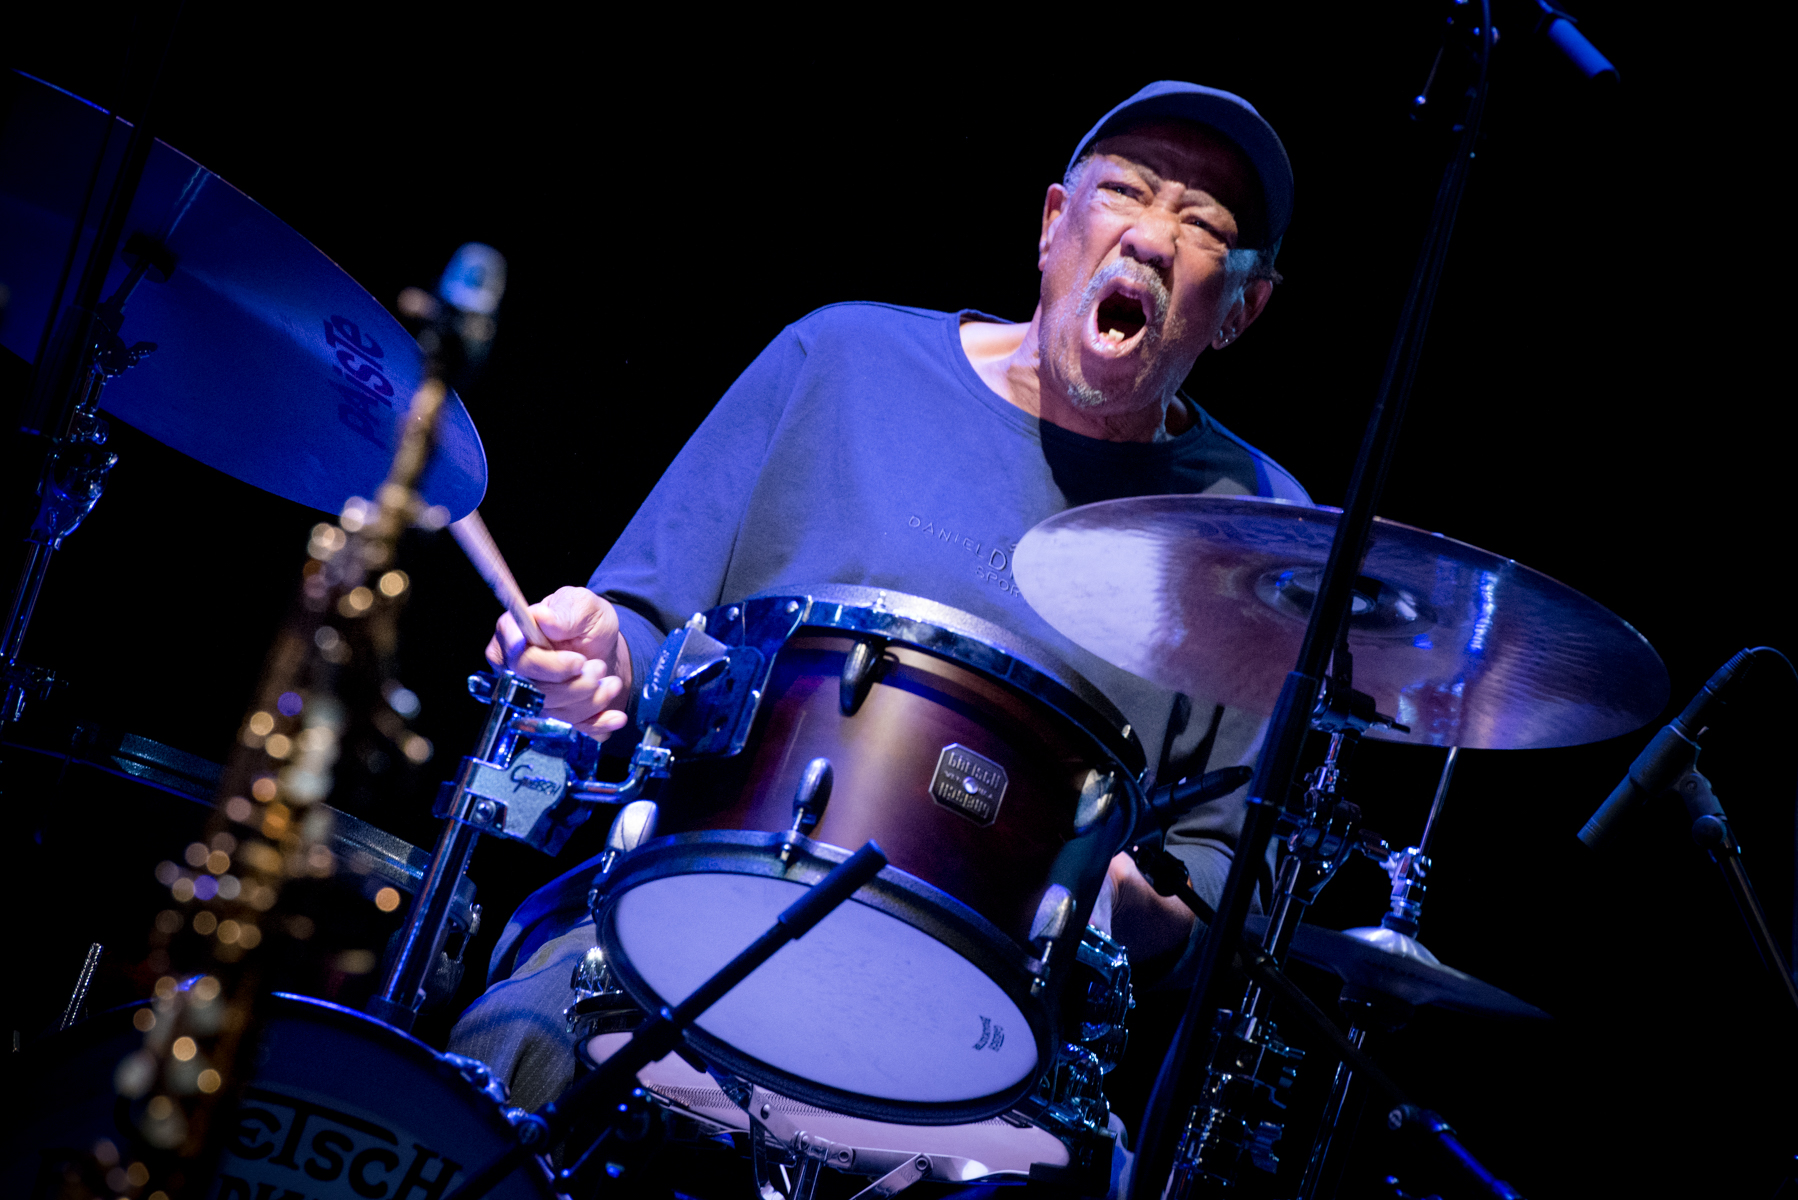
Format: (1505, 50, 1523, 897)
(593, 830, 1055, 1126)
(743, 586, 1149, 786)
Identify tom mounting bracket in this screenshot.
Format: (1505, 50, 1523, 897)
(435, 670, 669, 855)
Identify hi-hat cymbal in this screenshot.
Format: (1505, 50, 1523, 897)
(0, 72, 485, 518)
(1013, 495, 1667, 749)
(1246, 916, 1548, 1019)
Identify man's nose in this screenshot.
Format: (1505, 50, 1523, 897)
(1120, 210, 1178, 271)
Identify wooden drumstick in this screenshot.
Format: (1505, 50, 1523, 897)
(448, 509, 551, 649)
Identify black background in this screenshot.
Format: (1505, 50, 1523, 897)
(4, 3, 1794, 1197)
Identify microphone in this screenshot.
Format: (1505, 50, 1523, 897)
(1145, 765, 1255, 830)
(1532, 1, 1620, 84)
(396, 242, 508, 385)
(1577, 648, 1755, 849)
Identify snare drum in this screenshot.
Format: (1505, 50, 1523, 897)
(591, 587, 1145, 1127)
(1, 994, 554, 1200)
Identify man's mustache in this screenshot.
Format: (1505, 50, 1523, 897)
(1076, 260, 1171, 330)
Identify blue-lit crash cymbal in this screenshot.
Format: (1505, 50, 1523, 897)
(0, 72, 485, 518)
(1014, 495, 1669, 750)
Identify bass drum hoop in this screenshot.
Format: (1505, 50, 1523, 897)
(594, 830, 1054, 1126)
(0, 994, 555, 1200)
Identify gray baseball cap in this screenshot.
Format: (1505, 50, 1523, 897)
(1068, 81, 1293, 250)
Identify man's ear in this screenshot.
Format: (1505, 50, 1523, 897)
(1233, 277, 1275, 335)
(1211, 278, 1276, 351)
(1039, 183, 1069, 270)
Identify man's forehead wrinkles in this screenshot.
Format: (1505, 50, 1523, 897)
(1097, 153, 1167, 189)
(1094, 151, 1233, 210)
(1094, 156, 1228, 215)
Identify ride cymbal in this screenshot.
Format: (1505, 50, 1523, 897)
(1014, 495, 1667, 749)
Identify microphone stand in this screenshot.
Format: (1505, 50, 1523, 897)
(1127, 9, 1497, 1196)
(442, 840, 889, 1200)
(1676, 768, 1798, 1016)
(1577, 645, 1798, 1017)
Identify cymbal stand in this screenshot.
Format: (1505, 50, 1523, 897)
(1162, 691, 1396, 1197)
(1, 241, 169, 729)
(4, 0, 180, 734)
(1128, 4, 1496, 1192)
(1295, 746, 1459, 1200)
(1128, 833, 1522, 1200)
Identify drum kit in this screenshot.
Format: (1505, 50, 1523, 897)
(0, 54, 1766, 1200)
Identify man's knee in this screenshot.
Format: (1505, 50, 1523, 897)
(447, 920, 598, 1111)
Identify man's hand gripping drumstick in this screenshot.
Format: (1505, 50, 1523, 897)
(450, 511, 634, 741)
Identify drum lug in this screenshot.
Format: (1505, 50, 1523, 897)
(839, 637, 887, 716)
(593, 799, 661, 882)
(1028, 884, 1076, 990)
(1073, 768, 1118, 836)
(779, 758, 834, 864)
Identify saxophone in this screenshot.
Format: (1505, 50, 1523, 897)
(101, 377, 458, 1199)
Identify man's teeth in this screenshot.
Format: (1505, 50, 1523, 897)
(1101, 328, 1126, 344)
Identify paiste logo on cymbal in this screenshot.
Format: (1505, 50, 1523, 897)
(322, 314, 396, 450)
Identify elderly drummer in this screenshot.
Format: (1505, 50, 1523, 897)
(450, 80, 1306, 1135)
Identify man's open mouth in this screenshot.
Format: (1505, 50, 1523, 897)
(1080, 269, 1164, 357)
(1097, 290, 1149, 344)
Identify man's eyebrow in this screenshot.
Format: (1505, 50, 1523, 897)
(1093, 155, 1238, 232)
(1178, 187, 1230, 210)
(1098, 156, 1228, 206)
(1099, 157, 1161, 188)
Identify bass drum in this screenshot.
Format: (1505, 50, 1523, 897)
(0, 993, 554, 1200)
(593, 586, 1145, 1127)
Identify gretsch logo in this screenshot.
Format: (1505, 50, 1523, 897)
(214, 1087, 460, 1200)
(929, 744, 1008, 826)
(509, 762, 560, 796)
